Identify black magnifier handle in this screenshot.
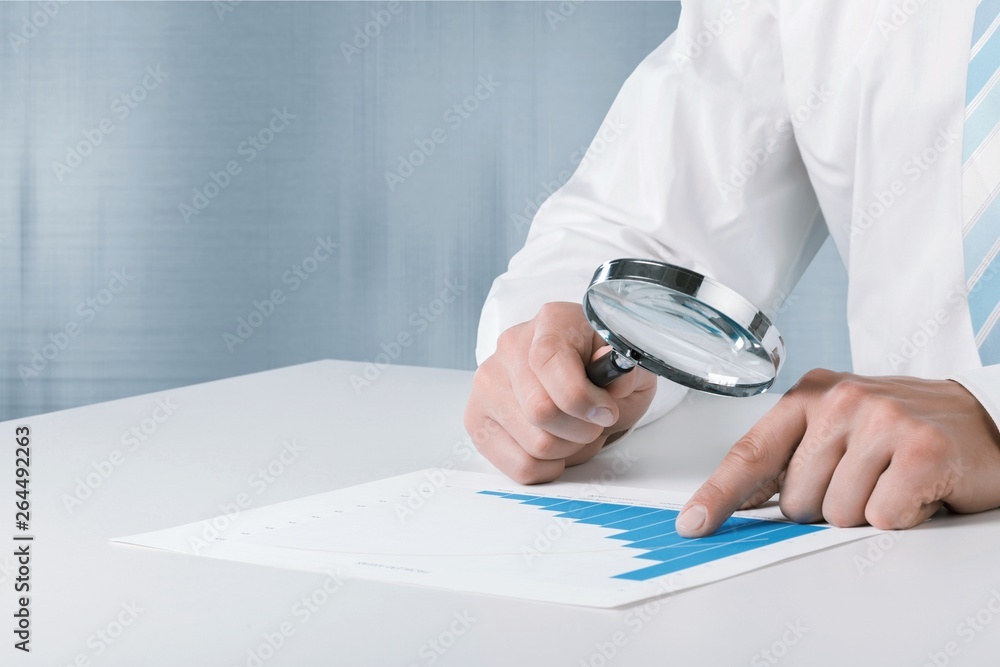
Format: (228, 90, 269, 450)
(585, 349, 637, 388)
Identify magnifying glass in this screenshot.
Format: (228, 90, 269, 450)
(583, 258, 784, 397)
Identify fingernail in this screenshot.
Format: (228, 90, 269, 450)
(587, 407, 616, 427)
(677, 504, 706, 535)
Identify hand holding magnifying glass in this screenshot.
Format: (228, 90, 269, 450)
(463, 257, 784, 492)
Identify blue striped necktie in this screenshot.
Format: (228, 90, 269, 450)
(964, 0, 1000, 364)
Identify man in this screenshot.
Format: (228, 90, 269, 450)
(465, 0, 1000, 537)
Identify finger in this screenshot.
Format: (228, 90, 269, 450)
(465, 366, 567, 483)
(821, 431, 891, 527)
(868, 480, 943, 530)
(528, 321, 619, 428)
(603, 363, 656, 401)
(505, 355, 607, 445)
(777, 417, 848, 524)
(469, 415, 565, 485)
(565, 438, 607, 467)
(490, 402, 596, 461)
(863, 449, 950, 530)
(677, 394, 808, 537)
(502, 365, 656, 462)
(612, 373, 659, 429)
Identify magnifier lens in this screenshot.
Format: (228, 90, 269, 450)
(588, 282, 773, 387)
(583, 259, 784, 397)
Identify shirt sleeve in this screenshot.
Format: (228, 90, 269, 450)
(476, 0, 826, 428)
(949, 368, 1000, 433)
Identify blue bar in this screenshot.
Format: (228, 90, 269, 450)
(632, 521, 823, 559)
(607, 518, 678, 542)
(614, 524, 825, 581)
(575, 506, 662, 526)
(518, 496, 573, 507)
(496, 493, 544, 501)
(554, 502, 635, 520)
(627, 518, 760, 551)
(603, 509, 678, 531)
(476, 490, 513, 497)
(529, 500, 602, 513)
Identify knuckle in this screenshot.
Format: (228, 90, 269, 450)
(906, 422, 948, 450)
(536, 302, 558, 318)
(863, 503, 903, 531)
(868, 396, 908, 423)
(560, 383, 593, 416)
(542, 301, 582, 318)
(567, 322, 590, 348)
(791, 433, 824, 464)
(825, 378, 869, 411)
(524, 391, 561, 426)
(823, 506, 867, 528)
(471, 437, 487, 455)
(470, 362, 497, 392)
(463, 404, 479, 439)
(803, 368, 836, 384)
(524, 429, 562, 459)
(794, 368, 837, 392)
(508, 458, 559, 485)
(495, 326, 520, 353)
(463, 399, 492, 446)
(468, 430, 489, 453)
(728, 435, 771, 468)
(469, 416, 502, 449)
(527, 333, 561, 374)
(693, 478, 732, 507)
(898, 434, 950, 470)
(778, 495, 822, 524)
(535, 302, 567, 325)
(854, 398, 909, 438)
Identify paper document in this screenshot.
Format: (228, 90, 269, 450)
(113, 469, 881, 608)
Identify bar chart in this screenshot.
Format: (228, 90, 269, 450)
(114, 469, 878, 608)
(478, 490, 826, 581)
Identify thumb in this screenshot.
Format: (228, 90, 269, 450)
(529, 309, 620, 426)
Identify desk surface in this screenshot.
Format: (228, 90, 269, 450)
(4, 359, 999, 666)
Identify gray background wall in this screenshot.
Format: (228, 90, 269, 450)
(0, 1, 850, 421)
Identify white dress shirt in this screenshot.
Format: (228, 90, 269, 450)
(476, 0, 1000, 431)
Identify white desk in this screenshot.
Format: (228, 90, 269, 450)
(4, 359, 999, 666)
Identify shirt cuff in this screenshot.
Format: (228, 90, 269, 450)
(948, 365, 1000, 433)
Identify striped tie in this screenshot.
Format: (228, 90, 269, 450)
(964, 0, 1000, 364)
